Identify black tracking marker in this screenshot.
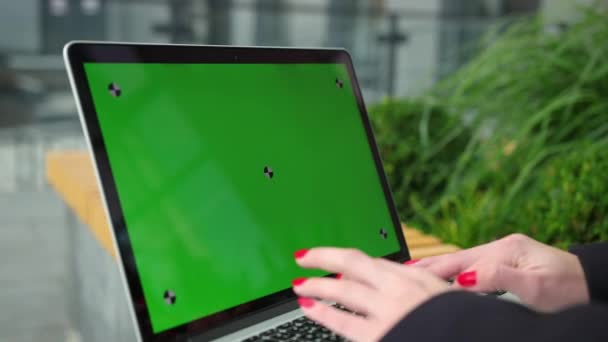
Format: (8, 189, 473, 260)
(379, 228, 388, 240)
(163, 290, 176, 305)
(108, 82, 122, 97)
(335, 78, 344, 89)
(263, 166, 274, 179)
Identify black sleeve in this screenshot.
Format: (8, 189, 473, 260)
(382, 291, 608, 342)
(569, 242, 608, 303)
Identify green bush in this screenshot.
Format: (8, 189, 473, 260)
(369, 8, 608, 248)
(370, 98, 470, 219)
(518, 145, 608, 249)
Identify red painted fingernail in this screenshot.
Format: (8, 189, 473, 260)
(336, 273, 342, 280)
(404, 259, 420, 265)
(298, 297, 315, 308)
(457, 271, 477, 287)
(292, 277, 307, 287)
(294, 249, 309, 259)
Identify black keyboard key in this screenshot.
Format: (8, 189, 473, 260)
(242, 315, 348, 342)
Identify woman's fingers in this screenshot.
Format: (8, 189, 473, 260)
(452, 261, 530, 296)
(295, 247, 385, 288)
(294, 248, 453, 341)
(375, 258, 433, 288)
(411, 252, 469, 280)
(412, 245, 486, 279)
(292, 277, 381, 316)
(298, 298, 377, 342)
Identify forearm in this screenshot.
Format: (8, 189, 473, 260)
(382, 291, 608, 342)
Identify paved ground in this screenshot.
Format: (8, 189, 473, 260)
(0, 121, 84, 342)
(0, 192, 72, 341)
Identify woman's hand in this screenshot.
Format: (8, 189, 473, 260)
(412, 233, 589, 312)
(292, 247, 449, 342)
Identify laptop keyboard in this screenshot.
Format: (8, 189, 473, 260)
(241, 304, 351, 342)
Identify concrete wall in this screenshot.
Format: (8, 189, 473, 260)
(106, 1, 171, 43)
(0, 0, 40, 53)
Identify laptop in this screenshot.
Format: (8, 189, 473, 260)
(64, 42, 411, 342)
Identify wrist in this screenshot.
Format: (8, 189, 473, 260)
(567, 252, 590, 303)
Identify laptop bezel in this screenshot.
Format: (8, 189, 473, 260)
(64, 41, 411, 341)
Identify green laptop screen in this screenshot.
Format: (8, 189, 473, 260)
(84, 62, 400, 333)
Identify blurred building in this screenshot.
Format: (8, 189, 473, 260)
(0, 0, 545, 102)
(0, 0, 550, 193)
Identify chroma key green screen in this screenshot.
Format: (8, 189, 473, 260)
(84, 62, 401, 333)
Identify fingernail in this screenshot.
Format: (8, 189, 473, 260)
(292, 277, 307, 287)
(404, 259, 420, 265)
(298, 297, 315, 308)
(294, 249, 309, 259)
(336, 273, 342, 280)
(457, 271, 477, 287)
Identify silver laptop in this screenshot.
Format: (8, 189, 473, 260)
(64, 41, 411, 341)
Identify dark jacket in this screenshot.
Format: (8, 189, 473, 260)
(383, 243, 608, 342)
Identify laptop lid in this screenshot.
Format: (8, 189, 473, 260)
(64, 42, 410, 341)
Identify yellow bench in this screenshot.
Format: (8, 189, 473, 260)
(46, 151, 460, 260)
